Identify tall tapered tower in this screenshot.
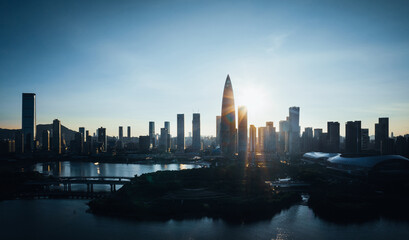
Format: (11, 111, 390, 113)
(220, 74, 236, 156)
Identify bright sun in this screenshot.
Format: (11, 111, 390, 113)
(236, 85, 266, 119)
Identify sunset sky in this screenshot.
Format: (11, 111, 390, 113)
(1, 0, 408, 137)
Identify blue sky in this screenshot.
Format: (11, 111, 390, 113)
(1, 0, 409, 137)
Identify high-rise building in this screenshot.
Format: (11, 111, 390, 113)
(327, 122, 340, 152)
(160, 128, 169, 152)
(265, 122, 277, 153)
(118, 126, 123, 140)
(192, 113, 201, 151)
(289, 107, 300, 154)
(345, 121, 361, 153)
(279, 120, 289, 153)
(127, 126, 131, 138)
(164, 121, 170, 133)
(314, 129, 323, 140)
(216, 116, 221, 146)
(301, 127, 313, 152)
(79, 127, 85, 143)
(258, 127, 266, 152)
(313, 128, 323, 152)
(97, 127, 107, 152)
(22, 93, 36, 152)
(220, 75, 236, 156)
(238, 106, 248, 161)
(177, 114, 185, 151)
(249, 125, 257, 153)
(74, 132, 84, 154)
(149, 121, 155, 148)
(164, 121, 171, 150)
(375, 117, 389, 154)
(52, 119, 61, 154)
(361, 128, 369, 151)
(42, 130, 50, 151)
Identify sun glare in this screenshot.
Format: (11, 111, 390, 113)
(236, 85, 266, 120)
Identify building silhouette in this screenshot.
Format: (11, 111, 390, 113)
(220, 75, 236, 156)
(345, 121, 361, 153)
(118, 126, 123, 140)
(192, 113, 201, 151)
(265, 121, 277, 153)
(249, 125, 257, 153)
(177, 114, 185, 152)
(361, 128, 369, 151)
(160, 127, 169, 152)
(375, 117, 389, 154)
(79, 127, 85, 143)
(238, 106, 248, 162)
(22, 93, 36, 152)
(216, 116, 221, 146)
(149, 121, 155, 148)
(279, 119, 289, 153)
(127, 126, 131, 138)
(97, 127, 107, 152)
(327, 121, 340, 152)
(288, 107, 300, 154)
(301, 127, 313, 152)
(164, 121, 171, 150)
(52, 119, 61, 154)
(258, 127, 266, 153)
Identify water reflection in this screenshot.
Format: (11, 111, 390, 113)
(27, 161, 201, 192)
(1, 200, 409, 240)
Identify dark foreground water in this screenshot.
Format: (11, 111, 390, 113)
(1, 199, 409, 240)
(3, 161, 409, 239)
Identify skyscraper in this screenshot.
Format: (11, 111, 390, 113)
(265, 121, 277, 153)
(216, 116, 221, 146)
(361, 128, 369, 151)
(164, 121, 171, 150)
(375, 117, 389, 154)
(238, 106, 248, 162)
(149, 121, 155, 148)
(97, 127, 107, 152)
(79, 127, 85, 143)
(52, 119, 61, 154)
(327, 121, 340, 152)
(177, 114, 185, 151)
(160, 128, 169, 152)
(288, 107, 300, 155)
(22, 93, 36, 152)
(279, 119, 289, 153)
(119, 126, 123, 140)
(258, 127, 266, 152)
(249, 125, 257, 153)
(127, 126, 131, 138)
(220, 75, 236, 156)
(192, 113, 201, 151)
(345, 121, 361, 153)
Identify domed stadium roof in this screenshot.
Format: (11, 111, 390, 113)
(327, 154, 409, 169)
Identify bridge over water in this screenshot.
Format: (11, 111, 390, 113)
(21, 176, 133, 199)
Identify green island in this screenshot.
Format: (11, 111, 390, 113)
(88, 162, 301, 222)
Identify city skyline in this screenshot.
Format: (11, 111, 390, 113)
(1, 0, 409, 137)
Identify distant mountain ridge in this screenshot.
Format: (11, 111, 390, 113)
(0, 124, 78, 143)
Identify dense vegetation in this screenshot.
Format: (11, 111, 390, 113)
(88, 164, 301, 222)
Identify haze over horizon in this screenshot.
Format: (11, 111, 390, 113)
(1, 0, 409, 137)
